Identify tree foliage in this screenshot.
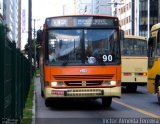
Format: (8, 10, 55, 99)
(24, 39, 40, 68)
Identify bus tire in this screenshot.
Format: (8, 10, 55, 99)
(155, 75, 160, 104)
(102, 97, 112, 108)
(155, 75, 160, 93)
(45, 99, 52, 107)
(158, 94, 160, 105)
(157, 85, 160, 105)
(157, 86, 160, 105)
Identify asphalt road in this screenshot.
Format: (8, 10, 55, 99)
(34, 77, 160, 124)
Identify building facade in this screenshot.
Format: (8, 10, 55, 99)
(113, 0, 133, 35)
(75, 0, 93, 14)
(75, 0, 112, 15)
(94, 0, 112, 15)
(0, 0, 3, 23)
(112, 0, 158, 37)
(3, 0, 21, 48)
(135, 0, 158, 37)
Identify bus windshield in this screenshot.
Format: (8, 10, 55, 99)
(47, 29, 120, 65)
(121, 38, 147, 56)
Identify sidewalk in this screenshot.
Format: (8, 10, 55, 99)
(32, 74, 40, 124)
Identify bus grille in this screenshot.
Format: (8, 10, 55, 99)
(65, 81, 102, 86)
(54, 74, 114, 80)
(53, 74, 114, 86)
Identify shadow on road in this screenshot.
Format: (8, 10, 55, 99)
(47, 99, 115, 111)
(121, 86, 147, 94)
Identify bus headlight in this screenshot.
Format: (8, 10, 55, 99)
(51, 81, 65, 87)
(51, 82, 57, 87)
(110, 81, 116, 85)
(102, 81, 116, 86)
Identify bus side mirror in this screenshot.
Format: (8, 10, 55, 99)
(120, 29, 124, 40)
(37, 29, 43, 47)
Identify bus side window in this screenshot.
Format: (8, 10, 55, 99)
(148, 37, 156, 68)
(148, 38, 155, 57)
(156, 30, 160, 56)
(156, 43, 160, 56)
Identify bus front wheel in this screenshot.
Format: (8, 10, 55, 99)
(158, 94, 160, 105)
(155, 75, 160, 104)
(102, 97, 112, 108)
(157, 86, 160, 105)
(45, 99, 52, 107)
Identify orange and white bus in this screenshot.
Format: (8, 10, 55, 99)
(148, 23, 160, 104)
(38, 15, 123, 107)
(121, 35, 148, 92)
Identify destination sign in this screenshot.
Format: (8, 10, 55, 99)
(46, 16, 118, 28)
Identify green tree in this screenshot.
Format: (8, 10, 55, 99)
(24, 39, 40, 68)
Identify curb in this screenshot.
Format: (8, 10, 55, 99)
(32, 78, 36, 124)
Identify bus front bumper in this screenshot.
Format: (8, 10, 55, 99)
(44, 87, 121, 99)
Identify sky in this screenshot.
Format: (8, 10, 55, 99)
(32, 0, 75, 29)
(21, 0, 75, 49)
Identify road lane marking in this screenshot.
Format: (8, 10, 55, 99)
(113, 99, 160, 119)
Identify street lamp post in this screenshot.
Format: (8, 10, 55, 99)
(33, 19, 40, 71)
(63, 4, 66, 15)
(107, 1, 124, 16)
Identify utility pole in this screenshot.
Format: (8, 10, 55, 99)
(28, 0, 32, 78)
(33, 19, 36, 71)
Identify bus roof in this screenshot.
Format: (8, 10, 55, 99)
(151, 23, 160, 32)
(45, 14, 119, 20)
(124, 35, 147, 41)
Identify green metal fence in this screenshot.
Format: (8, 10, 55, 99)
(0, 24, 33, 123)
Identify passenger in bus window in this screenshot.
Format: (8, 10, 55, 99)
(86, 45, 93, 57)
(49, 48, 57, 62)
(93, 41, 108, 56)
(92, 41, 109, 63)
(86, 45, 97, 64)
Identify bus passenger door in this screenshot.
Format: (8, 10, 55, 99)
(147, 37, 156, 93)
